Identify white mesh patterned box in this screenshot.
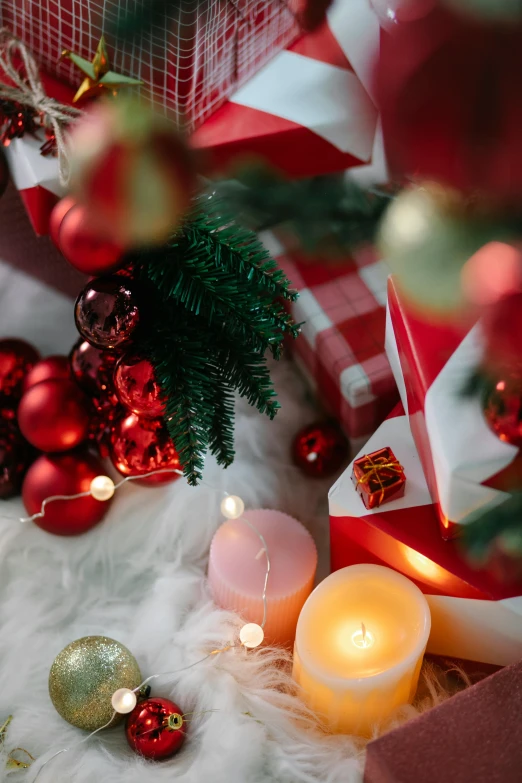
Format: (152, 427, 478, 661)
(0, 0, 300, 129)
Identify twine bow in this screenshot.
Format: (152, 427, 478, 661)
(0, 716, 34, 772)
(0, 28, 83, 185)
(356, 452, 404, 505)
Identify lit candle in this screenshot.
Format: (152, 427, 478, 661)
(292, 564, 431, 736)
(208, 509, 317, 647)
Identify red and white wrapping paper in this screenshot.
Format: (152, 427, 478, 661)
(275, 241, 399, 446)
(329, 404, 522, 667)
(0, 0, 300, 131)
(193, 0, 387, 180)
(386, 277, 519, 539)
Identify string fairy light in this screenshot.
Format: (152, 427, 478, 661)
(1, 464, 272, 781)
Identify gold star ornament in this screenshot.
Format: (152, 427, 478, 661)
(62, 36, 143, 104)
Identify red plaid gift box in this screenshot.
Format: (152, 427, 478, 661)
(0, 0, 300, 130)
(385, 276, 522, 541)
(274, 240, 399, 446)
(329, 403, 522, 667)
(193, 0, 386, 179)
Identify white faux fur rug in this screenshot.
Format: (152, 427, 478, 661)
(0, 263, 458, 783)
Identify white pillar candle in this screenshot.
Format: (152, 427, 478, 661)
(293, 564, 431, 736)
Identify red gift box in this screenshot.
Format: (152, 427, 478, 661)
(385, 276, 521, 540)
(329, 403, 522, 666)
(1, 0, 300, 131)
(276, 243, 399, 446)
(352, 446, 406, 510)
(192, 1, 385, 179)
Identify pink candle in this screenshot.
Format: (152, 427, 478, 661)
(208, 509, 317, 647)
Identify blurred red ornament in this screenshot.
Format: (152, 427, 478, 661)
(49, 195, 76, 249)
(125, 697, 186, 760)
(70, 98, 196, 247)
(114, 354, 165, 418)
(376, 6, 522, 202)
(484, 372, 522, 448)
(0, 423, 34, 499)
(22, 450, 110, 535)
(370, 0, 436, 25)
(0, 338, 40, 401)
(23, 355, 70, 392)
(461, 242, 522, 308)
(292, 422, 349, 478)
(18, 378, 91, 452)
(69, 339, 117, 398)
(0, 149, 9, 198)
(110, 413, 181, 485)
(58, 204, 125, 276)
(483, 292, 522, 374)
(75, 278, 140, 351)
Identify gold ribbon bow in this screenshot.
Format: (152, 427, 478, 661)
(0, 716, 34, 772)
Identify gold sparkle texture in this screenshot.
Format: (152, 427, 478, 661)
(48, 636, 142, 731)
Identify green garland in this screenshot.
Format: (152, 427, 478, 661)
(130, 194, 300, 485)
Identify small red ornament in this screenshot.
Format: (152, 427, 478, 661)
(376, 6, 522, 202)
(58, 204, 125, 276)
(0, 149, 9, 198)
(292, 422, 349, 478)
(482, 292, 522, 376)
(110, 413, 181, 485)
(23, 355, 71, 392)
(0, 338, 40, 401)
(484, 372, 522, 448)
(49, 195, 76, 249)
(22, 449, 110, 535)
(0, 422, 34, 499)
(125, 697, 186, 760)
(114, 354, 165, 418)
(69, 339, 117, 398)
(18, 378, 91, 452)
(75, 278, 140, 351)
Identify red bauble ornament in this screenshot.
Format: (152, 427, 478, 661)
(110, 413, 181, 485)
(484, 372, 522, 448)
(292, 421, 349, 478)
(18, 378, 91, 452)
(0, 423, 34, 499)
(75, 278, 140, 351)
(22, 450, 110, 535)
(49, 195, 76, 249)
(69, 339, 117, 398)
(376, 6, 522, 202)
(59, 204, 125, 276)
(482, 292, 522, 374)
(125, 697, 186, 760)
(114, 354, 166, 418)
(23, 355, 71, 392)
(0, 338, 40, 401)
(0, 149, 9, 198)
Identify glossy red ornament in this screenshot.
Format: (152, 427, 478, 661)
(0, 338, 40, 401)
(18, 378, 91, 452)
(75, 278, 140, 351)
(0, 422, 34, 499)
(125, 697, 186, 760)
(69, 339, 117, 398)
(49, 195, 76, 249)
(23, 355, 71, 392)
(482, 292, 522, 375)
(22, 450, 110, 535)
(292, 421, 349, 478)
(376, 6, 522, 202)
(484, 373, 522, 448)
(58, 204, 125, 276)
(110, 413, 181, 485)
(114, 355, 165, 418)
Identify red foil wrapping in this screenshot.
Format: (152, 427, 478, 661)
(351, 446, 406, 510)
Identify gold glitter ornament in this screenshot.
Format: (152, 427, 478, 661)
(48, 636, 142, 731)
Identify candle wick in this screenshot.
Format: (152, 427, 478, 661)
(361, 622, 366, 642)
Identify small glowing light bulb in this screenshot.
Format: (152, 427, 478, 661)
(240, 623, 264, 648)
(221, 495, 245, 519)
(90, 475, 115, 502)
(111, 688, 137, 714)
